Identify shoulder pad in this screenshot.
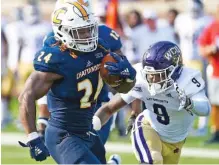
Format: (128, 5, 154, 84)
(128, 85, 144, 100)
(43, 32, 57, 47)
(97, 38, 110, 53)
(98, 25, 110, 32)
(33, 47, 64, 76)
(177, 67, 205, 97)
(131, 63, 148, 97)
(98, 25, 122, 52)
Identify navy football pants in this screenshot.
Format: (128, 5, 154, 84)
(45, 124, 106, 164)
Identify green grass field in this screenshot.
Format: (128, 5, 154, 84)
(2, 145, 219, 164)
(2, 98, 219, 164)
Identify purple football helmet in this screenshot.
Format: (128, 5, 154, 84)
(142, 41, 183, 95)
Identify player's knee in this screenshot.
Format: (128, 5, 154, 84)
(151, 151, 163, 164)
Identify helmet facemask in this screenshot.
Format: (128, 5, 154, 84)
(57, 21, 98, 52)
(142, 65, 176, 96)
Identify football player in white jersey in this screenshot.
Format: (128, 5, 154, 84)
(175, 0, 213, 65)
(93, 41, 210, 164)
(174, 0, 213, 136)
(2, 7, 25, 129)
(16, 4, 51, 94)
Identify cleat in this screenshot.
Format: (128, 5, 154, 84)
(107, 154, 121, 165)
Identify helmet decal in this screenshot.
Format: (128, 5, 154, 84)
(67, 1, 89, 20)
(52, 8, 67, 24)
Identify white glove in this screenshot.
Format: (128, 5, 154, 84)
(174, 83, 194, 113)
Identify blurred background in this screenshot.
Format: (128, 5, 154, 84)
(1, 0, 219, 164)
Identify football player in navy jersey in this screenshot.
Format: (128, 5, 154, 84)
(18, 1, 136, 164)
(37, 24, 123, 145)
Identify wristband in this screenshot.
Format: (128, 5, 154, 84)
(37, 117, 48, 126)
(27, 132, 39, 142)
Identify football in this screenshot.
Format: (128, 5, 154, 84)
(100, 53, 122, 87)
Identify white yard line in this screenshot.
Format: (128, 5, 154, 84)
(1, 133, 219, 159)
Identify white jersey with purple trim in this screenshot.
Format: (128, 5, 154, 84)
(175, 13, 212, 61)
(120, 63, 205, 143)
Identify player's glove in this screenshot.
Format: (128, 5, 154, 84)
(38, 130, 45, 142)
(105, 52, 136, 82)
(174, 83, 194, 115)
(18, 136, 50, 161)
(126, 115, 136, 135)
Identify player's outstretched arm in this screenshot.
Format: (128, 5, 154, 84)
(93, 94, 127, 131)
(189, 89, 211, 116)
(126, 99, 143, 135)
(175, 83, 211, 116)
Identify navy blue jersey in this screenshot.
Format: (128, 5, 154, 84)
(34, 35, 110, 133)
(97, 25, 122, 103)
(42, 25, 122, 104)
(98, 24, 122, 52)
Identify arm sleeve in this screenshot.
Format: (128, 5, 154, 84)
(99, 25, 122, 52)
(190, 89, 211, 116)
(120, 92, 136, 104)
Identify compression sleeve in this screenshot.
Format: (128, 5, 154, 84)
(190, 89, 211, 116)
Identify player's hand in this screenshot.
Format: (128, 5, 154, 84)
(18, 137, 50, 161)
(126, 115, 136, 135)
(37, 117, 48, 142)
(105, 52, 136, 82)
(174, 83, 194, 113)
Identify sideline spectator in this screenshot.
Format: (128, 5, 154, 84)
(198, 3, 219, 143)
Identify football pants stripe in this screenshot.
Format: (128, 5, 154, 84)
(133, 115, 149, 163)
(135, 114, 153, 164)
(133, 128, 145, 163)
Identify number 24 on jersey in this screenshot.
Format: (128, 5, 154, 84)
(37, 51, 52, 63)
